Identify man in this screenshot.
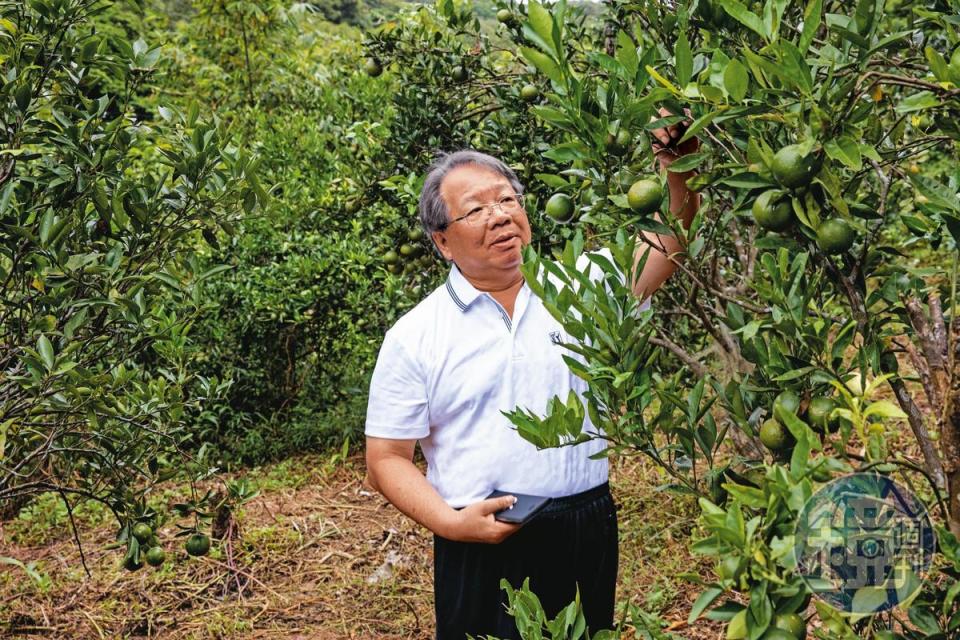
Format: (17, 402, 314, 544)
(365, 117, 699, 639)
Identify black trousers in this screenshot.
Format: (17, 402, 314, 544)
(433, 483, 618, 640)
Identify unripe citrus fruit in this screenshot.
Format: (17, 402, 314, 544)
(383, 250, 399, 266)
(627, 179, 662, 214)
(816, 218, 855, 254)
(760, 418, 791, 451)
(132, 523, 153, 544)
(124, 553, 143, 572)
(773, 613, 806, 640)
(545, 193, 575, 221)
(880, 350, 899, 374)
(771, 145, 820, 189)
(364, 58, 382, 77)
(145, 546, 166, 567)
(807, 397, 837, 433)
(496, 9, 513, 23)
(520, 84, 540, 102)
(761, 630, 798, 640)
(774, 390, 801, 416)
(452, 65, 469, 83)
(407, 227, 424, 242)
(605, 129, 632, 156)
(399, 243, 415, 258)
(185, 533, 210, 557)
(752, 191, 793, 231)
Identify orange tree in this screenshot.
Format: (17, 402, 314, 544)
(364, 0, 959, 637)
(0, 1, 264, 572)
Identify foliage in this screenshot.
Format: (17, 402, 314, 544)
(0, 0, 261, 566)
(399, 0, 960, 637)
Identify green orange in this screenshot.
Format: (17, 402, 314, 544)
(185, 533, 210, 557)
(627, 179, 662, 215)
(132, 522, 153, 544)
(816, 218, 855, 255)
(545, 193, 575, 221)
(807, 396, 837, 433)
(760, 418, 791, 451)
(771, 145, 820, 189)
(520, 84, 540, 102)
(752, 190, 793, 231)
(774, 390, 801, 416)
(364, 58, 383, 77)
(773, 613, 806, 640)
(145, 546, 166, 567)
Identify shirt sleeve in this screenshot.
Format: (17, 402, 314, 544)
(364, 328, 430, 440)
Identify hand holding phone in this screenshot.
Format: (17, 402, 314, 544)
(485, 490, 553, 525)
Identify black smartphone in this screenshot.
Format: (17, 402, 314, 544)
(486, 490, 553, 525)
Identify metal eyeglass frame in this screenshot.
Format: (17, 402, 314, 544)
(438, 193, 526, 231)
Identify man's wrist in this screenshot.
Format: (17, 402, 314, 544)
(434, 507, 462, 540)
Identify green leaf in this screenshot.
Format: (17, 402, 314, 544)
(723, 59, 749, 102)
(824, 136, 862, 170)
(894, 91, 940, 114)
(645, 65, 681, 95)
(679, 108, 725, 144)
(716, 0, 766, 38)
(799, 0, 824, 53)
(616, 30, 639, 79)
(520, 47, 563, 88)
(37, 334, 55, 371)
(925, 46, 951, 82)
(676, 31, 692, 87)
(526, 1, 556, 58)
(863, 400, 907, 420)
(688, 587, 723, 623)
(910, 175, 960, 212)
(667, 152, 708, 172)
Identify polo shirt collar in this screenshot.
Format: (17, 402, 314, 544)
(445, 263, 482, 311)
(445, 262, 529, 313)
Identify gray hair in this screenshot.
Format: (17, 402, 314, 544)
(418, 149, 525, 236)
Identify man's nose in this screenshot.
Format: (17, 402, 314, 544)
(488, 204, 512, 225)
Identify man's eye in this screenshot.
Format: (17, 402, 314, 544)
(467, 207, 483, 217)
(500, 196, 517, 205)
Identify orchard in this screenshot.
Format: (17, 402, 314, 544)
(362, 0, 960, 636)
(1, 0, 958, 638)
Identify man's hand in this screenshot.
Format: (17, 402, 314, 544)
(629, 106, 702, 301)
(443, 495, 522, 544)
(650, 106, 699, 170)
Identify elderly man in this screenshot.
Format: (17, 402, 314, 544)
(365, 122, 699, 639)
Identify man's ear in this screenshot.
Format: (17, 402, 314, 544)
(432, 230, 454, 262)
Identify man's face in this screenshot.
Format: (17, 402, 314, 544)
(432, 163, 533, 278)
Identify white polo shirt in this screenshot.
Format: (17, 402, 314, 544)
(365, 249, 649, 508)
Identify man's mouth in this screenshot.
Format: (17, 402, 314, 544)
(492, 234, 517, 247)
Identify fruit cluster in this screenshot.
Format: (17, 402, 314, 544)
(122, 522, 210, 572)
(751, 145, 856, 256)
(383, 226, 432, 275)
(544, 177, 663, 223)
(759, 390, 840, 456)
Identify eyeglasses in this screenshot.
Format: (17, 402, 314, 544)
(440, 193, 526, 230)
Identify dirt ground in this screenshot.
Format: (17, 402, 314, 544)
(0, 453, 721, 639)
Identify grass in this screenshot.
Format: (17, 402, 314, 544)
(0, 451, 720, 639)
